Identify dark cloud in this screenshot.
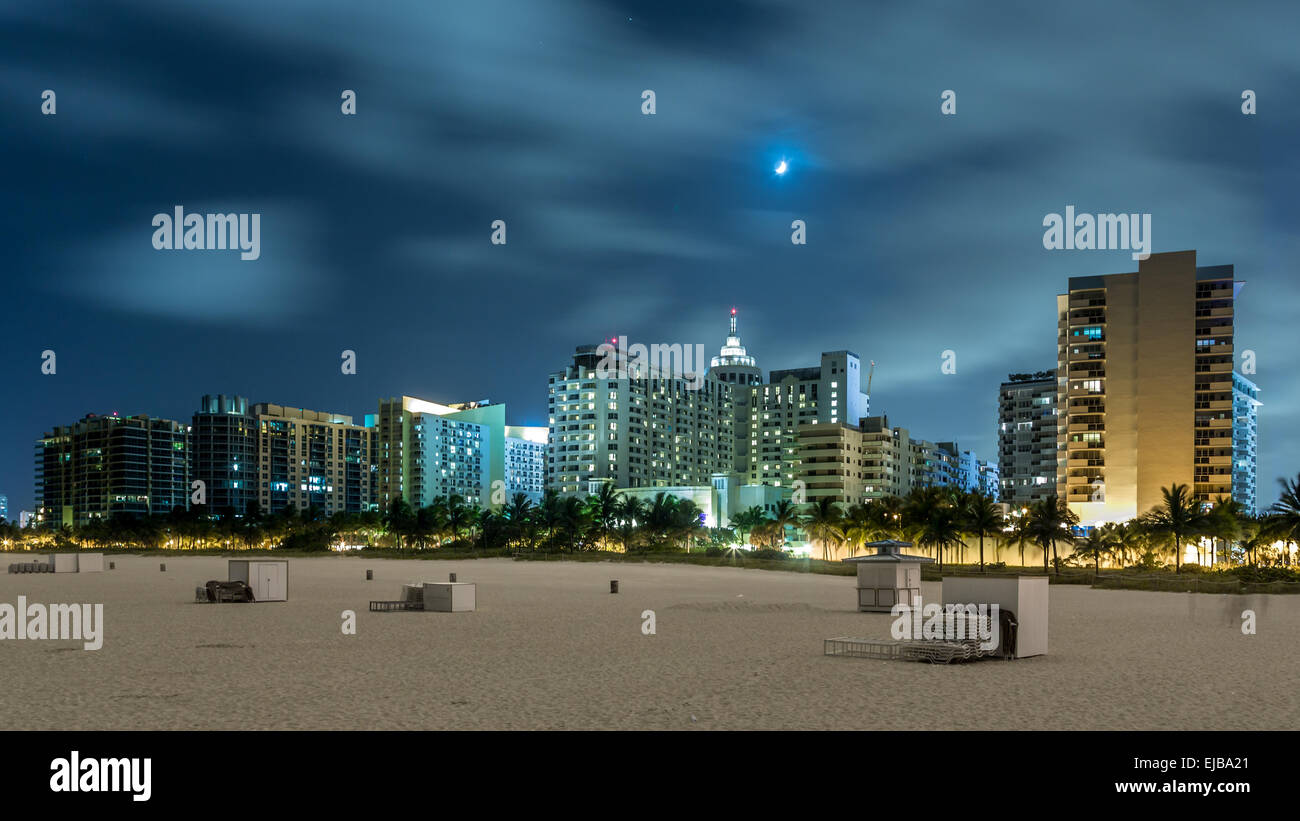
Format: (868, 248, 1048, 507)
(1, 0, 1297, 513)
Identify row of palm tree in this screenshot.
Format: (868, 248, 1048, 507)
(8, 474, 1300, 571)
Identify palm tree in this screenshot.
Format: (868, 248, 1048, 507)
(1074, 526, 1115, 574)
(584, 483, 620, 550)
(1143, 483, 1201, 572)
(729, 506, 767, 548)
(1006, 511, 1032, 567)
(901, 487, 942, 562)
(615, 495, 645, 554)
(538, 489, 562, 552)
(504, 493, 535, 550)
(917, 500, 963, 570)
(841, 503, 873, 558)
(1025, 494, 1078, 575)
(801, 497, 845, 560)
(557, 495, 589, 551)
(671, 499, 705, 552)
(1202, 496, 1244, 565)
(1264, 473, 1300, 566)
(963, 493, 1004, 572)
(769, 499, 799, 550)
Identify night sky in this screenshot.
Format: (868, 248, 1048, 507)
(2, 1, 1297, 514)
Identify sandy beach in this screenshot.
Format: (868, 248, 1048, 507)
(1, 555, 1296, 730)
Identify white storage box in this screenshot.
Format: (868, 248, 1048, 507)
(78, 553, 105, 572)
(942, 576, 1048, 658)
(52, 553, 79, 573)
(423, 582, 475, 612)
(227, 559, 289, 602)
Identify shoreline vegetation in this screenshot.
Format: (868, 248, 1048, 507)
(4, 547, 1298, 594)
(5, 474, 1300, 595)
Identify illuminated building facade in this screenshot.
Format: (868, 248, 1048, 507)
(547, 345, 734, 494)
(998, 372, 1059, 506)
(191, 394, 258, 516)
(1055, 251, 1256, 524)
(252, 403, 374, 515)
(373, 396, 499, 511)
(35, 413, 190, 529)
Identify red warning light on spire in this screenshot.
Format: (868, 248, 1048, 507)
(730, 308, 736, 315)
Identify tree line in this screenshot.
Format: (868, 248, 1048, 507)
(6, 474, 1300, 573)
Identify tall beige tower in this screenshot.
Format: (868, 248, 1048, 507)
(1057, 251, 1239, 524)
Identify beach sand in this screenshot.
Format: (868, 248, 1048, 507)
(1, 555, 1296, 730)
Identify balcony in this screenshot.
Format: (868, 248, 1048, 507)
(1195, 455, 1232, 466)
(1196, 418, 1232, 429)
(1067, 439, 1103, 450)
(1068, 422, 1105, 433)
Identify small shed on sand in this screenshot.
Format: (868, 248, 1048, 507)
(422, 582, 476, 612)
(842, 540, 933, 612)
(228, 559, 288, 602)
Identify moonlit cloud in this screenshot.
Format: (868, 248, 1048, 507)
(2, 0, 1298, 511)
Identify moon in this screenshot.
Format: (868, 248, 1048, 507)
(774, 159, 788, 175)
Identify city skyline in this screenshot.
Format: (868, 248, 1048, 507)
(4, 1, 1298, 515)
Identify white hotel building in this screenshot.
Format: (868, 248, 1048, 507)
(547, 344, 734, 494)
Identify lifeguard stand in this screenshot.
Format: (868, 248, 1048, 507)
(842, 540, 933, 612)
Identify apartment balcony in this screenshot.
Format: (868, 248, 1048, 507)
(1197, 418, 1232, 429)
(1196, 344, 1233, 358)
(1067, 426, 1106, 438)
(1196, 362, 1232, 373)
(1067, 439, 1103, 450)
(1195, 400, 1232, 411)
(1068, 349, 1106, 362)
(1195, 455, 1233, 467)
(1067, 473, 1102, 485)
(1069, 297, 1106, 309)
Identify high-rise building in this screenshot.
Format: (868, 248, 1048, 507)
(35, 413, 190, 529)
(1055, 251, 1255, 524)
(252, 403, 375, 515)
(860, 415, 914, 500)
(0, 495, 7, 522)
(191, 394, 258, 516)
(914, 440, 964, 490)
(373, 397, 499, 511)
(548, 345, 734, 494)
(504, 425, 548, 504)
(798, 416, 986, 505)
(976, 461, 1001, 499)
(998, 371, 1059, 506)
(796, 422, 865, 505)
(1232, 372, 1261, 514)
(737, 351, 868, 488)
